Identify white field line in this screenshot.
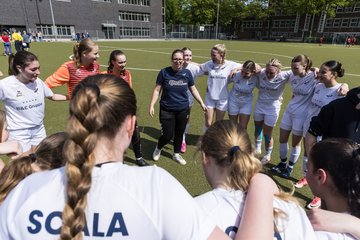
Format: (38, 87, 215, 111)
(95, 44, 360, 77)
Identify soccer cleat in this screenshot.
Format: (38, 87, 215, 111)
(271, 162, 287, 173)
(294, 177, 308, 188)
(281, 166, 293, 178)
(307, 197, 321, 209)
(180, 142, 187, 153)
(135, 157, 149, 167)
(152, 147, 162, 161)
(260, 155, 271, 165)
(173, 153, 187, 165)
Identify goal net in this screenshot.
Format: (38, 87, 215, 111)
(169, 32, 187, 40)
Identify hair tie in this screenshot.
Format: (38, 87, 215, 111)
(29, 153, 37, 162)
(229, 146, 241, 157)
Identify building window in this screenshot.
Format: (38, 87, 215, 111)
(37, 24, 73, 37)
(56, 0, 71, 2)
(119, 27, 150, 37)
(119, 11, 150, 22)
(350, 18, 359, 27)
(345, 7, 353, 12)
(341, 18, 349, 27)
(336, 7, 343, 13)
(333, 19, 341, 27)
(92, 0, 111, 2)
(118, 0, 150, 6)
(326, 19, 333, 27)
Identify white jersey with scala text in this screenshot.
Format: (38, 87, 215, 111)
(196, 188, 317, 240)
(200, 60, 241, 100)
(0, 76, 53, 130)
(285, 72, 317, 116)
(254, 70, 291, 115)
(0, 163, 216, 240)
(303, 83, 342, 136)
(229, 72, 259, 104)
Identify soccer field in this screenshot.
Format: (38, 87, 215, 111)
(1, 40, 359, 207)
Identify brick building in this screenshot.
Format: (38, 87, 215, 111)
(0, 0, 164, 39)
(239, 2, 360, 42)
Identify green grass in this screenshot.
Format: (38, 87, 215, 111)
(1, 40, 359, 208)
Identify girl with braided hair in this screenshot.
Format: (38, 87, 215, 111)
(306, 138, 360, 239)
(0, 132, 68, 204)
(45, 38, 100, 98)
(0, 74, 230, 239)
(196, 120, 317, 239)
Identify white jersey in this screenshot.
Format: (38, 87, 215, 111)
(185, 62, 205, 106)
(196, 188, 316, 240)
(0, 163, 216, 240)
(254, 70, 291, 115)
(285, 72, 317, 116)
(315, 231, 357, 240)
(201, 60, 241, 100)
(229, 72, 259, 104)
(303, 83, 343, 135)
(0, 75, 53, 130)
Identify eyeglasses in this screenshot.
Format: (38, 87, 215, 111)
(172, 58, 183, 62)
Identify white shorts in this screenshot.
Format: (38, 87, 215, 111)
(253, 112, 279, 127)
(228, 99, 252, 116)
(205, 94, 228, 111)
(8, 124, 46, 151)
(280, 110, 306, 136)
(253, 101, 281, 127)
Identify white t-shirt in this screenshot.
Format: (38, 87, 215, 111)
(0, 75, 53, 130)
(285, 72, 317, 116)
(303, 83, 343, 135)
(196, 188, 317, 240)
(201, 60, 241, 100)
(315, 231, 357, 240)
(0, 163, 216, 240)
(254, 69, 291, 114)
(185, 62, 204, 79)
(229, 72, 259, 104)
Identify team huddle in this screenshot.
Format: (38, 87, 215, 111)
(0, 39, 359, 239)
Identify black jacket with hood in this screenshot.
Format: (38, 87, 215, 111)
(308, 87, 360, 143)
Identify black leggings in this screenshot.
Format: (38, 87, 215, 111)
(157, 107, 189, 153)
(131, 121, 142, 159)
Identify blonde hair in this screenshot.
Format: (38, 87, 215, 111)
(291, 54, 312, 72)
(0, 132, 68, 204)
(60, 74, 136, 239)
(212, 44, 227, 64)
(198, 120, 261, 191)
(267, 58, 282, 69)
(72, 38, 97, 68)
(198, 120, 298, 233)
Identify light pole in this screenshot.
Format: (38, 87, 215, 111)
(215, 0, 220, 39)
(49, 0, 58, 41)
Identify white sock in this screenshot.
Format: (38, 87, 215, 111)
(279, 143, 289, 159)
(265, 147, 273, 156)
(302, 156, 308, 175)
(289, 146, 301, 164)
(255, 140, 262, 151)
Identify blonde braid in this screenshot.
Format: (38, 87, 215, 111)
(60, 86, 102, 240)
(60, 74, 136, 240)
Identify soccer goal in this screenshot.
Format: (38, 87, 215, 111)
(332, 32, 360, 45)
(169, 32, 187, 40)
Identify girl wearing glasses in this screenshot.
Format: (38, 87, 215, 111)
(149, 49, 206, 165)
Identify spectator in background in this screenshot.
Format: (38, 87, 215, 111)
(1, 31, 12, 56)
(21, 31, 31, 51)
(11, 29, 23, 52)
(352, 36, 357, 47)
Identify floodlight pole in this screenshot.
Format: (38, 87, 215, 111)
(215, 0, 220, 39)
(49, 0, 58, 41)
